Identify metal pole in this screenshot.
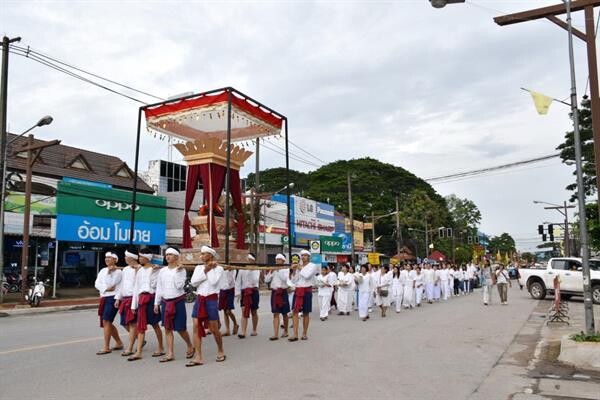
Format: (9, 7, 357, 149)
(20, 134, 33, 302)
(371, 210, 375, 253)
(583, 5, 600, 221)
(395, 195, 401, 256)
(129, 108, 142, 244)
(347, 171, 355, 266)
(564, 201, 570, 257)
(425, 221, 429, 259)
(34, 241, 38, 282)
(52, 240, 58, 298)
(284, 119, 292, 263)
(224, 89, 232, 264)
(565, 0, 595, 334)
(0, 35, 21, 304)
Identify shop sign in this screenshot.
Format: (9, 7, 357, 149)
(320, 235, 342, 253)
(368, 252, 380, 265)
(309, 240, 321, 254)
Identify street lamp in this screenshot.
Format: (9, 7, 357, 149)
(0, 115, 53, 304)
(429, 0, 465, 9)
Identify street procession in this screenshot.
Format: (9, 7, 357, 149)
(1, 1, 600, 400)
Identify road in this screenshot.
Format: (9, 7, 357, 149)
(0, 285, 539, 400)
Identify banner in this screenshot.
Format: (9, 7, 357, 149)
(5, 192, 56, 215)
(344, 218, 364, 250)
(320, 235, 343, 253)
(292, 196, 335, 245)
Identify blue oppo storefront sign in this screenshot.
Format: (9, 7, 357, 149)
(56, 182, 166, 246)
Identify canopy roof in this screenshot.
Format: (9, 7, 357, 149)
(143, 88, 284, 143)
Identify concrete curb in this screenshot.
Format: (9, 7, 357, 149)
(557, 334, 600, 371)
(0, 304, 98, 317)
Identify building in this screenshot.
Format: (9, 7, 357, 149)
(3, 133, 158, 288)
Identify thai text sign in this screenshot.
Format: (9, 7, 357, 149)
(56, 182, 166, 245)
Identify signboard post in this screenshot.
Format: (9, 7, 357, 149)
(368, 252, 380, 265)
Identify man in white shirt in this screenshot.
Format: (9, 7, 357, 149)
(317, 265, 337, 321)
(218, 264, 238, 337)
(154, 248, 194, 363)
(114, 249, 140, 357)
(235, 254, 261, 339)
(188, 245, 226, 366)
(264, 253, 290, 340)
(94, 252, 123, 355)
(128, 248, 164, 362)
(289, 250, 318, 341)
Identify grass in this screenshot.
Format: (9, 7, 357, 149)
(570, 331, 600, 343)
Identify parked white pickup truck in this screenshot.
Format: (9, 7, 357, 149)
(519, 257, 600, 304)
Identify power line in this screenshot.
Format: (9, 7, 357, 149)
(288, 139, 327, 165)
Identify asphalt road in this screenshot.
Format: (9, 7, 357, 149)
(0, 285, 539, 400)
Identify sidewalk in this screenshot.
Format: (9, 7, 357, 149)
(470, 294, 600, 400)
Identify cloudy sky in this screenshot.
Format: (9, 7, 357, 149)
(2, 0, 597, 251)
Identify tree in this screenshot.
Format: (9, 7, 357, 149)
(446, 194, 482, 230)
(488, 233, 516, 254)
(572, 202, 600, 252)
(520, 252, 536, 263)
(556, 96, 596, 200)
(246, 168, 308, 194)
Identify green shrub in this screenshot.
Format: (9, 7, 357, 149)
(570, 331, 600, 342)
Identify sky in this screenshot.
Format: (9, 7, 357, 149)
(1, 0, 597, 252)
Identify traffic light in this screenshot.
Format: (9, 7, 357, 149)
(438, 227, 445, 238)
(467, 236, 473, 244)
(447, 228, 453, 238)
(538, 225, 544, 235)
(542, 234, 547, 242)
(548, 224, 554, 241)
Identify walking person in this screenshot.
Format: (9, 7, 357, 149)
(317, 265, 336, 321)
(289, 250, 318, 341)
(440, 264, 450, 301)
(356, 265, 371, 321)
(235, 254, 261, 339)
(264, 253, 290, 340)
(391, 266, 403, 313)
(94, 252, 124, 355)
(413, 266, 424, 307)
(432, 265, 441, 302)
(452, 265, 460, 296)
(336, 264, 353, 315)
(480, 260, 494, 306)
(218, 264, 239, 337)
(402, 264, 414, 309)
(154, 247, 194, 363)
(459, 266, 467, 295)
(368, 264, 380, 313)
(188, 245, 226, 366)
(115, 249, 140, 357)
(128, 248, 164, 361)
(496, 264, 512, 305)
(375, 265, 392, 317)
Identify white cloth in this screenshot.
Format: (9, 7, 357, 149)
(235, 269, 260, 295)
(131, 266, 159, 310)
(154, 266, 187, 305)
(440, 268, 450, 300)
(115, 265, 136, 300)
(496, 269, 510, 284)
(375, 271, 392, 307)
(95, 267, 122, 297)
(219, 269, 236, 290)
(336, 271, 353, 313)
(357, 274, 370, 319)
(317, 271, 337, 296)
(414, 272, 424, 305)
(482, 282, 493, 304)
(402, 270, 414, 307)
(265, 268, 290, 290)
(191, 265, 224, 296)
(293, 262, 318, 288)
(319, 292, 332, 318)
(391, 276, 403, 312)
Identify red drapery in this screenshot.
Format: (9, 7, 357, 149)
(182, 163, 246, 250)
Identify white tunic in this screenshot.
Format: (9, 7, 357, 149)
(191, 265, 224, 296)
(356, 272, 371, 293)
(235, 270, 260, 295)
(317, 271, 337, 296)
(265, 268, 289, 290)
(154, 266, 187, 305)
(95, 267, 122, 297)
(293, 262, 318, 288)
(131, 266, 160, 310)
(115, 265, 137, 300)
(220, 270, 236, 290)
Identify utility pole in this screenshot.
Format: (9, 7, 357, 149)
(17, 135, 60, 301)
(425, 220, 429, 259)
(371, 210, 376, 253)
(254, 138, 260, 257)
(395, 195, 401, 256)
(347, 171, 355, 266)
(0, 35, 21, 304)
(564, 201, 570, 256)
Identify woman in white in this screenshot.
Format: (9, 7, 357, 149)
(391, 266, 403, 313)
(401, 264, 414, 309)
(336, 264, 353, 315)
(356, 265, 371, 321)
(423, 264, 434, 304)
(316, 265, 337, 321)
(375, 265, 392, 317)
(461, 265, 468, 295)
(413, 266, 424, 307)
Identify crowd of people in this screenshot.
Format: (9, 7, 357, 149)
(94, 247, 515, 367)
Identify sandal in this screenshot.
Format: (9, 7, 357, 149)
(269, 336, 278, 341)
(222, 332, 231, 337)
(301, 336, 308, 341)
(121, 351, 134, 357)
(185, 361, 203, 367)
(186, 349, 195, 359)
(238, 334, 245, 339)
(111, 345, 124, 351)
(96, 350, 112, 355)
(159, 357, 174, 363)
(281, 333, 288, 338)
(232, 324, 239, 335)
(152, 352, 166, 357)
(250, 333, 257, 337)
(287, 337, 298, 342)
(127, 355, 142, 361)
(216, 354, 226, 362)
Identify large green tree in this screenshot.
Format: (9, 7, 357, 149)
(445, 194, 481, 231)
(488, 233, 516, 254)
(556, 95, 596, 200)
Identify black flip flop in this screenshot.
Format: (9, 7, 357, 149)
(121, 351, 134, 357)
(152, 352, 166, 357)
(186, 349, 195, 359)
(287, 337, 298, 342)
(127, 355, 142, 362)
(237, 334, 245, 339)
(185, 361, 203, 367)
(96, 350, 112, 355)
(216, 355, 226, 362)
(159, 357, 174, 363)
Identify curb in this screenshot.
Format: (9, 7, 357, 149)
(0, 303, 98, 317)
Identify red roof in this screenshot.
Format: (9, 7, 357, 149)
(428, 250, 446, 262)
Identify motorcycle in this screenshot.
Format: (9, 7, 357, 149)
(25, 278, 48, 307)
(184, 279, 196, 303)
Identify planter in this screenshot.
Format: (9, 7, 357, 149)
(558, 335, 600, 371)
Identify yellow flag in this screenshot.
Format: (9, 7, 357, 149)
(530, 91, 553, 115)
(496, 250, 501, 262)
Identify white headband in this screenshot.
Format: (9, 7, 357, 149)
(200, 245, 217, 258)
(105, 252, 118, 261)
(165, 248, 180, 257)
(300, 250, 311, 256)
(124, 250, 138, 260)
(275, 253, 286, 261)
(139, 253, 153, 261)
(247, 254, 256, 262)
